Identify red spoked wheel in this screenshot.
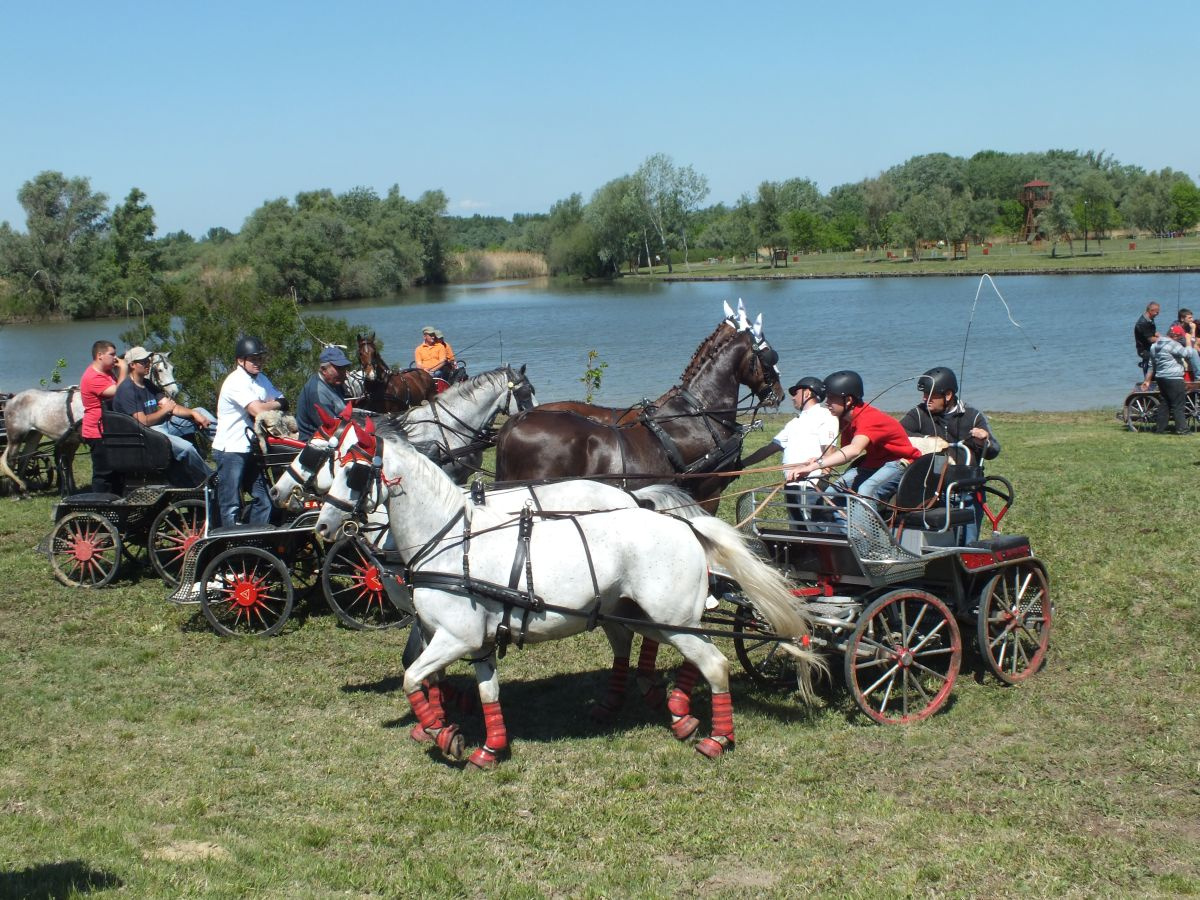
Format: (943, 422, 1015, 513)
(149, 499, 207, 586)
(844, 589, 961, 725)
(976, 563, 1052, 684)
(200, 546, 294, 637)
(321, 536, 412, 631)
(49, 512, 122, 588)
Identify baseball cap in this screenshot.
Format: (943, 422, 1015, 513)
(433, 329, 444, 339)
(422, 326, 436, 334)
(1168, 324, 1186, 339)
(319, 345, 352, 367)
(125, 346, 153, 363)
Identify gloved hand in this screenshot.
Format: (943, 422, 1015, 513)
(275, 396, 289, 413)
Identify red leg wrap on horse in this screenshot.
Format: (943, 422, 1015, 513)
(674, 661, 701, 696)
(407, 690, 443, 731)
(667, 688, 692, 720)
(468, 747, 499, 770)
(636, 640, 660, 679)
(425, 681, 446, 721)
(481, 701, 508, 753)
(711, 692, 735, 743)
(436, 723, 464, 759)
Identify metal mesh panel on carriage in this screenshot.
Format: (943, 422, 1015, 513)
(843, 495, 927, 586)
(738, 488, 871, 586)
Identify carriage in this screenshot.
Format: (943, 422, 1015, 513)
(724, 446, 1051, 724)
(38, 411, 208, 587)
(1119, 380, 1200, 431)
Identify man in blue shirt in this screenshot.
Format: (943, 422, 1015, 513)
(296, 345, 352, 441)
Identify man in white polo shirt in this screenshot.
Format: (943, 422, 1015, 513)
(212, 336, 287, 526)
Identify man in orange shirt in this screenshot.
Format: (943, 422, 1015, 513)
(414, 325, 452, 380)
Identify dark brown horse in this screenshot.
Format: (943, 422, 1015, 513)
(355, 333, 437, 414)
(494, 306, 782, 509)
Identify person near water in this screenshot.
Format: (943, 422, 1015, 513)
(79, 340, 128, 494)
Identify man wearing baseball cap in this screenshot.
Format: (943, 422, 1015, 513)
(296, 345, 353, 441)
(740, 376, 839, 525)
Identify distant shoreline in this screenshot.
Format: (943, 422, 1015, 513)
(658, 264, 1200, 282)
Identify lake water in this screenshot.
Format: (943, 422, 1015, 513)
(2, 272, 1196, 412)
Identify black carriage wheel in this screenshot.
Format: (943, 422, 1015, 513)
(1185, 391, 1200, 433)
(321, 536, 412, 631)
(1124, 393, 1159, 432)
(149, 500, 207, 587)
(732, 601, 797, 690)
(22, 453, 56, 492)
(976, 564, 1052, 685)
(49, 512, 122, 588)
(200, 546, 294, 637)
(844, 589, 961, 725)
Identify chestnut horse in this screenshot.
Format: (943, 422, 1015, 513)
(355, 333, 437, 414)
(494, 303, 782, 510)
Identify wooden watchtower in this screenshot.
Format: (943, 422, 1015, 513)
(1019, 180, 1052, 242)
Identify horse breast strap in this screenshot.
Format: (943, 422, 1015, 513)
(65, 387, 79, 429)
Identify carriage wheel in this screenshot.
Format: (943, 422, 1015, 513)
(49, 512, 122, 588)
(321, 536, 412, 630)
(1124, 393, 1159, 431)
(844, 589, 961, 725)
(976, 564, 1051, 685)
(21, 453, 56, 493)
(149, 499, 207, 586)
(1185, 391, 1200, 433)
(732, 602, 796, 690)
(200, 546, 294, 637)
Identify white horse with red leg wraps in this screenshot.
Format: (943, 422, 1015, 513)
(315, 417, 823, 769)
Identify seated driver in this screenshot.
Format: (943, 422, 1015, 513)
(414, 326, 453, 381)
(787, 369, 919, 504)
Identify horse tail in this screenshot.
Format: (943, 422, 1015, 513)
(631, 483, 707, 520)
(687, 516, 828, 703)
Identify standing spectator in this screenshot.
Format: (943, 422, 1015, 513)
(741, 377, 839, 525)
(212, 337, 287, 526)
(1134, 301, 1161, 377)
(1141, 325, 1197, 435)
(112, 346, 212, 486)
(79, 340, 128, 494)
(296, 345, 352, 441)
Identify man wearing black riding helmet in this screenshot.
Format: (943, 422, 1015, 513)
(741, 376, 838, 525)
(900, 366, 1000, 541)
(212, 336, 288, 526)
(787, 370, 919, 504)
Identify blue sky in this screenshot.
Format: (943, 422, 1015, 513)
(2, 0, 1197, 237)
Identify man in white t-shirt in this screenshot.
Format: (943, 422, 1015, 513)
(212, 336, 287, 526)
(741, 377, 839, 525)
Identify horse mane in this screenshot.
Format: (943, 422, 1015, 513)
(678, 321, 739, 385)
(378, 425, 467, 514)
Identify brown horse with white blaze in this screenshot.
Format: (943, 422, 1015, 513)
(494, 303, 782, 510)
(354, 333, 437, 414)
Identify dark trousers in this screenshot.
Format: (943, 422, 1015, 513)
(85, 437, 123, 496)
(1156, 378, 1189, 434)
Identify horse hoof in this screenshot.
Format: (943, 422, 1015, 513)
(671, 715, 700, 741)
(468, 748, 499, 770)
(410, 723, 433, 743)
(436, 725, 465, 760)
(589, 703, 616, 724)
(696, 737, 732, 759)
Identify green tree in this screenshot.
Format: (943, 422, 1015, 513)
(1039, 193, 1077, 257)
(634, 153, 709, 273)
(784, 209, 824, 253)
(754, 182, 787, 266)
(587, 176, 641, 275)
(1169, 180, 1200, 232)
(1073, 172, 1118, 251)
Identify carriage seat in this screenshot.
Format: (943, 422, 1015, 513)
(892, 452, 981, 532)
(101, 410, 172, 474)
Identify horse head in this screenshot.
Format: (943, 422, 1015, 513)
(505, 364, 538, 413)
(357, 333, 384, 380)
(148, 351, 180, 398)
(743, 315, 782, 405)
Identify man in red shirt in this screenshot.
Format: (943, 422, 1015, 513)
(80, 339, 129, 494)
(786, 370, 919, 503)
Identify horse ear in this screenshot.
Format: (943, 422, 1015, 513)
(722, 300, 734, 320)
(519, 364, 526, 375)
(737, 307, 750, 331)
(316, 406, 338, 428)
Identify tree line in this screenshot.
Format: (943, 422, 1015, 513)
(2, 148, 1199, 320)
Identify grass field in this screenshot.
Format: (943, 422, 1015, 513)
(638, 235, 1200, 282)
(1, 412, 1197, 897)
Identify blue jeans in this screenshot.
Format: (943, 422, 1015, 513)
(155, 429, 211, 486)
(213, 450, 272, 527)
(836, 459, 907, 503)
(158, 408, 217, 441)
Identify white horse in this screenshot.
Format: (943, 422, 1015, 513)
(0, 352, 180, 494)
(315, 418, 822, 769)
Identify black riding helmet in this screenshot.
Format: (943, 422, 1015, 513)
(823, 370, 864, 404)
(917, 366, 958, 397)
(235, 336, 267, 360)
(788, 376, 826, 401)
